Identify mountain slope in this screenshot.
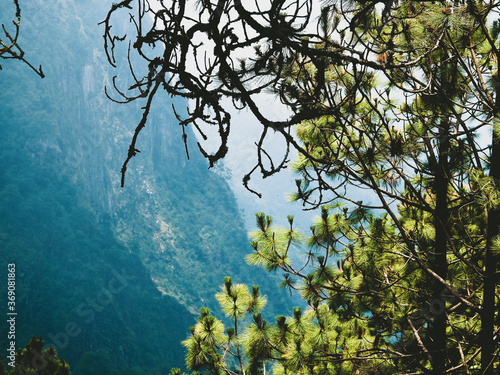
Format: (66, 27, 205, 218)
(0, 0, 292, 373)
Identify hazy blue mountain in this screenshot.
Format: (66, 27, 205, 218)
(0, 1, 293, 373)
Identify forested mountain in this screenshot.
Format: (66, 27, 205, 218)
(0, 0, 291, 373)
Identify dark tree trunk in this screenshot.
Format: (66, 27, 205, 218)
(429, 118, 450, 374)
(481, 66, 500, 375)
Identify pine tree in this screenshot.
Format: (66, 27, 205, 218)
(6, 336, 70, 375)
(182, 277, 267, 374)
(104, 0, 500, 373)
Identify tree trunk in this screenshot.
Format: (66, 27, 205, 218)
(429, 117, 450, 374)
(481, 72, 500, 375)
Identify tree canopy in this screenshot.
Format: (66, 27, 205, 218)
(1, 336, 71, 375)
(104, 0, 500, 373)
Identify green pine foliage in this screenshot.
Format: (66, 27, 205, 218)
(5, 336, 70, 375)
(173, 1, 500, 372)
(182, 201, 486, 373)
